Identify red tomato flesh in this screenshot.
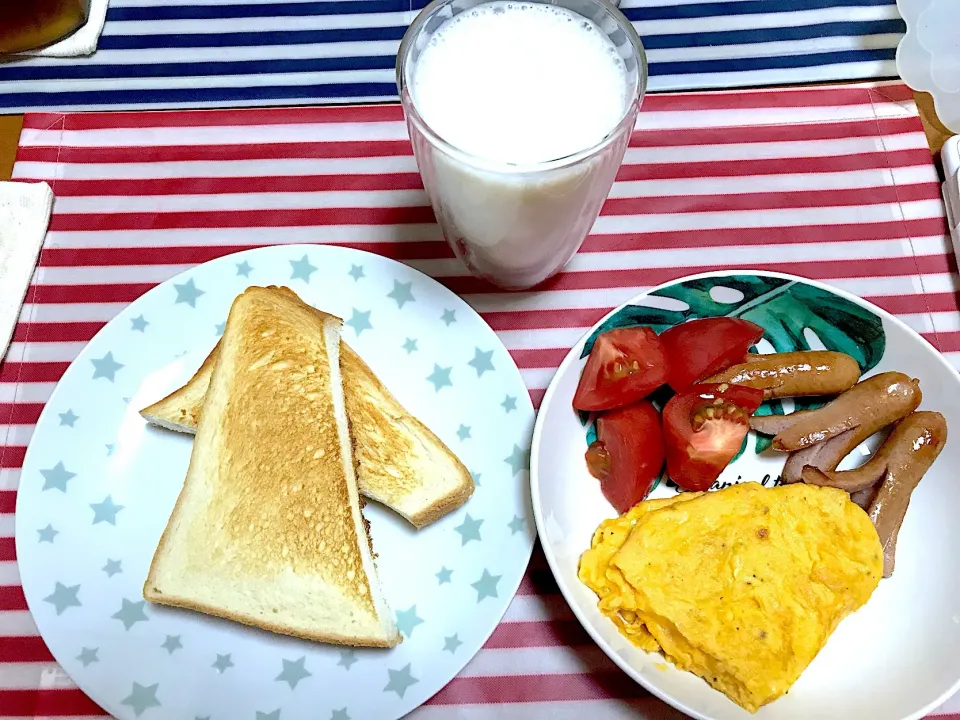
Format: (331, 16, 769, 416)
(573, 327, 668, 412)
(662, 383, 763, 492)
(585, 401, 665, 514)
(658, 317, 764, 392)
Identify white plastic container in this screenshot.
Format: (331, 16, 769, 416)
(897, 0, 960, 133)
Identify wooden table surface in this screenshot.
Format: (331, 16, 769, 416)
(0, 92, 954, 182)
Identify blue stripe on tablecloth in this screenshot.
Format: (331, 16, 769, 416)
(412, 0, 897, 13)
(0, 83, 400, 108)
(107, 1, 410, 21)
(0, 0, 904, 112)
(97, 26, 407, 50)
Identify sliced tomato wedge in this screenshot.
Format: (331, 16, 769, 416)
(573, 327, 668, 412)
(658, 317, 764, 391)
(662, 383, 763, 492)
(585, 401, 665, 514)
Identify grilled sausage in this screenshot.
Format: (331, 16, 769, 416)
(705, 351, 860, 399)
(864, 412, 947, 577)
(772, 372, 921, 452)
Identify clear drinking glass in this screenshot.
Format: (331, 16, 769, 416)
(397, 0, 647, 290)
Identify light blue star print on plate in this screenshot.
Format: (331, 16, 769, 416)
(467, 348, 495, 377)
(44, 582, 81, 614)
(502, 395, 517, 413)
(112, 598, 148, 630)
(346, 309, 372, 336)
(59, 409, 78, 427)
(12, 244, 537, 720)
(122, 682, 160, 717)
(91, 495, 124, 525)
(443, 634, 463, 654)
(77, 647, 99, 667)
(289, 255, 317, 282)
(337, 650, 357, 670)
(471, 570, 502, 602)
(508, 515, 526, 535)
(276, 657, 311, 689)
(395, 606, 424, 638)
(426, 364, 452, 392)
(91, 352, 123, 381)
(41, 461, 75, 492)
(454, 514, 483, 546)
(174, 278, 205, 307)
(505, 444, 529, 476)
(213, 653, 234, 673)
(383, 664, 418, 698)
(387, 280, 415, 308)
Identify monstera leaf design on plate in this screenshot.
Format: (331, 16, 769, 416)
(579, 275, 886, 459)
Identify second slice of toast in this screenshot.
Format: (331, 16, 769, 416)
(141, 287, 474, 529)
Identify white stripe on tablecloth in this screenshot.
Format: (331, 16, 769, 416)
(0, 562, 20, 586)
(456, 647, 614, 678)
(19, 41, 402, 67)
(0, 611, 38, 638)
(0, 663, 76, 690)
(0, 383, 57, 404)
(18, 115, 921, 150)
(410, 700, 690, 720)
(0, 471, 21, 492)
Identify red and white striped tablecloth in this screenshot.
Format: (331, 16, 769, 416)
(2, 80, 959, 719)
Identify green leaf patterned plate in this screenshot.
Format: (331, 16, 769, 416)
(532, 270, 960, 720)
(15, 245, 536, 720)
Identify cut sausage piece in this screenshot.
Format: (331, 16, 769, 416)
(864, 411, 947, 577)
(750, 410, 815, 437)
(781, 428, 856, 484)
(704, 351, 860, 399)
(771, 372, 921, 452)
(801, 412, 944, 493)
(851, 486, 877, 510)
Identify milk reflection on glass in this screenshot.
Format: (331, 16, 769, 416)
(397, 0, 646, 290)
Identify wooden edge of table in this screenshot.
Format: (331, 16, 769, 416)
(0, 115, 22, 181)
(0, 92, 954, 182)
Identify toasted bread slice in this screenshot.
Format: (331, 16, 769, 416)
(144, 286, 401, 648)
(141, 287, 474, 529)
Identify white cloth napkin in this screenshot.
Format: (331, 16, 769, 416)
(0, 182, 54, 363)
(22, 0, 110, 58)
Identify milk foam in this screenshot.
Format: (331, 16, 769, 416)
(410, 1, 629, 165)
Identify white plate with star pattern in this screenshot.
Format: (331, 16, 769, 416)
(15, 244, 536, 720)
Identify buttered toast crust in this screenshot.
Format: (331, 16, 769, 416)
(140, 287, 473, 528)
(144, 286, 399, 647)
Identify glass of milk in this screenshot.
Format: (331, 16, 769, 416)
(397, 0, 646, 290)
